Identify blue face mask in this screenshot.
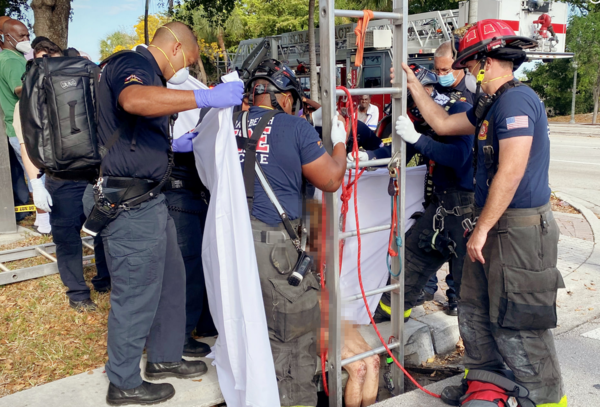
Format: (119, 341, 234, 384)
(438, 71, 455, 87)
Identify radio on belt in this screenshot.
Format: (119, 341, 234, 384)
(288, 252, 313, 286)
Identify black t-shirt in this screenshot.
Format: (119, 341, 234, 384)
(97, 47, 170, 181)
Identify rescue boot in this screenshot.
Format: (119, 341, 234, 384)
(373, 301, 391, 323)
(183, 337, 211, 357)
(445, 296, 458, 317)
(106, 381, 175, 406)
(415, 290, 434, 307)
(440, 380, 468, 406)
(69, 298, 98, 312)
(145, 359, 207, 380)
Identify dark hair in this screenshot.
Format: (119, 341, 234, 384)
(63, 47, 80, 57)
(31, 36, 50, 48)
(33, 40, 62, 58)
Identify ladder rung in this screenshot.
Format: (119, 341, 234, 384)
(340, 224, 390, 240)
(35, 247, 57, 263)
(341, 341, 401, 367)
(334, 9, 402, 20)
(347, 158, 391, 169)
(336, 87, 401, 97)
(343, 283, 400, 303)
(0, 263, 9, 272)
(82, 241, 94, 251)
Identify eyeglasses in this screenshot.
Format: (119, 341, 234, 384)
(434, 68, 453, 76)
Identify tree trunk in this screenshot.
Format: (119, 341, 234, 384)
(217, 31, 228, 72)
(593, 70, 600, 125)
(195, 58, 208, 84)
(308, 0, 320, 103)
(31, 0, 71, 50)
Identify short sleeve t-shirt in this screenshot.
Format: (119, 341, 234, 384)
(235, 106, 326, 226)
(0, 50, 26, 138)
(97, 47, 170, 181)
(467, 85, 551, 208)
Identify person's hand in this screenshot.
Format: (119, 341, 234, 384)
(346, 151, 369, 162)
(30, 178, 52, 212)
(194, 81, 244, 109)
(172, 131, 199, 153)
(331, 119, 347, 147)
(311, 107, 323, 127)
(467, 227, 487, 264)
(395, 116, 421, 144)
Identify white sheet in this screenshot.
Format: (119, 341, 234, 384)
(166, 76, 207, 139)
(192, 72, 280, 407)
(332, 166, 426, 324)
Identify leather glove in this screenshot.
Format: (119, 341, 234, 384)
(346, 151, 369, 163)
(312, 107, 323, 127)
(30, 178, 52, 212)
(172, 131, 199, 153)
(395, 116, 422, 144)
(331, 119, 347, 147)
(194, 81, 244, 109)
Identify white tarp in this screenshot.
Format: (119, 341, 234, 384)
(192, 72, 280, 407)
(336, 166, 426, 324)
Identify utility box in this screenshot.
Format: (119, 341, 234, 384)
(346, 30, 392, 50)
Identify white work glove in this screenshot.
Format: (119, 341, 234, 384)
(312, 107, 322, 127)
(30, 178, 53, 212)
(347, 151, 369, 162)
(331, 119, 347, 147)
(395, 116, 422, 144)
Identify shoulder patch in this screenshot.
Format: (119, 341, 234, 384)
(478, 120, 489, 140)
(124, 74, 143, 85)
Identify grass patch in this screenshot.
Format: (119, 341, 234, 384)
(550, 194, 580, 215)
(0, 266, 110, 396)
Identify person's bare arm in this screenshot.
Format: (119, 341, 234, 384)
(467, 136, 533, 263)
(302, 143, 347, 192)
(118, 85, 197, 117)
(395, 64, 475, 136)
(15, 86, 22, 98)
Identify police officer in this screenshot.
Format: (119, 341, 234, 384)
(370, 65, 474, 323)
(92, 22, 243, 405)
(235, 59, 348, 407)
(434, 40, 476, 105)
(396, 19, 566, 407)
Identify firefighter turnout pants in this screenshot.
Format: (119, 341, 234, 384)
(459, 202, 566, 406)
(252, 218, 320, 407)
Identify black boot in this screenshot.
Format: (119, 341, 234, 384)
(415, 290, 434, 307)
(440, 381, 468, 406)
(145, 359, 207, 380)
(445, 296, 458, 317)
(69, 298, 97, 312)
(106, 381, 175, 406)
(373, 302, 391, 323)
(183, 337, 211, 357)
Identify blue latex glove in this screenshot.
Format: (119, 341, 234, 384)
(194, 82, 244, 109)
(172, 131, 199, 153)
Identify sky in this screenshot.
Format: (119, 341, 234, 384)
(68, 0, 167, 62)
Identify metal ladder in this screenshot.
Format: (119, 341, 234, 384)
(319, 1, 408, 405)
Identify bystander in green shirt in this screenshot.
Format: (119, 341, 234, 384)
(0, 49, 26, 139)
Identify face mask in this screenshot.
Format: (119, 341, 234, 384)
(438, 71, 455, 87)
(168, 67, 189, 85)
(8, 34, 31, 54)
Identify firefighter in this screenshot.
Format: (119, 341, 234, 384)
(395, 20, 566, 407)
(434, 40, 475, 105)
(372, 64, 474, 323)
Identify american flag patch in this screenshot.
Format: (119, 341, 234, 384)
(506, 116, 528, 130)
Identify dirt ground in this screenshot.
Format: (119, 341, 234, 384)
(548, 113, 599, 124)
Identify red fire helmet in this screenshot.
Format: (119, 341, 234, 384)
(452, 19, 538, 69)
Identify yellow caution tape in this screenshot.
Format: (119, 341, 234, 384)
(381, 137, 392, 145)
(15, 205, 36, 213)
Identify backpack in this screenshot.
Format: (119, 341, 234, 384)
(20, 51, 134, 181)
(460, 370, 536, 407)
(20, 55, 103, 180)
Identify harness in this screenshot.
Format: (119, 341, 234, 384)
(460, 370, 536, 407)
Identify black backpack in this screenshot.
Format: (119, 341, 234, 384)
(20, 55, 103, 180)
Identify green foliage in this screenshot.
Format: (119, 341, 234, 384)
(99, 30, 137, 60)
(567, 12, 600, 91)
(1, 0, 30, 21)
(350, 0, 459, 14)
(175, 0, 237, 27)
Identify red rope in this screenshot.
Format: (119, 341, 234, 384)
(320, 86, 441, 399)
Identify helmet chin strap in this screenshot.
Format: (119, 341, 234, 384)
(474, 56, 487, 98)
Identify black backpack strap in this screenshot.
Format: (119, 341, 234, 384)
(236, 110, 279, 212)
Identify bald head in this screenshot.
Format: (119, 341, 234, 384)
(152, 22, 198, 56)
(149, 21, 199, 80)
(434, 41, 453, 59)
(0, 16, 10, 48)
(2, 19, 29, 52)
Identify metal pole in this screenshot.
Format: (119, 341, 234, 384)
(391, 0, 408, 395)
(320, 1, 343, 405)
(0, 103, 17, 234)
(570, 62, 578, 124)
(144, 0, 150, 46)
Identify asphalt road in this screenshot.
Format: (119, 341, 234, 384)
(549, 123, 600, 215)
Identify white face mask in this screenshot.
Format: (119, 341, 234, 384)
(8, 34, 31, 54)
(168, 67, 189, 85)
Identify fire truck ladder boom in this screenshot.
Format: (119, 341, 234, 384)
(320, 0, 408, 405)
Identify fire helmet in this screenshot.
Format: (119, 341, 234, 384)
(246, 58, 305, 114)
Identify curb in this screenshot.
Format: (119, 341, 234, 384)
(554, 191, 600, 265)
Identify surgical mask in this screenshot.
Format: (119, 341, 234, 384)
(438, 71, 455, 87)
(8, 34, 31, 54)
(149, 25, 189, 85)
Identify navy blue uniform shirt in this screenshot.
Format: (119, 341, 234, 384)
(98, 47, 170, 181)
(467, 85, 551, 208)
(235, 106, 326, 226)
(436, 74, 475, 105)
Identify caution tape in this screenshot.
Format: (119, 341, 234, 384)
(15, 205, 36, 213)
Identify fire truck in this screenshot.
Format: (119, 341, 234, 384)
(231, 0, 571, 122)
